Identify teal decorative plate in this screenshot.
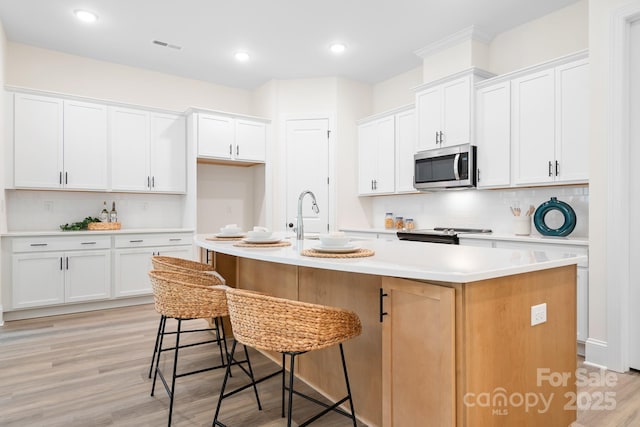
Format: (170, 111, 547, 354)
(533, 197, 576, 237)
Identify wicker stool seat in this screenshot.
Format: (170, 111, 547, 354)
(149, 270, 260, 427)
(213, 288, 362, 427)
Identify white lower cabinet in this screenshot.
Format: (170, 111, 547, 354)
(11, 236, 111, 309)
(113, 233, 193, 297)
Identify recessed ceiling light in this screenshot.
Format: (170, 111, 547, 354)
(74, 9, 98, 23)
(235, 51, 250, 62)
(330, 43, 346, 54)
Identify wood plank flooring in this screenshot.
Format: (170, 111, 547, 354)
(1, 304, 639, 427)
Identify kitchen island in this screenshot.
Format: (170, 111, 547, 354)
(195, 235, 585, 427)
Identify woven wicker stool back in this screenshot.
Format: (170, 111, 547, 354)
(148, 270, 228, 320)
(225, 288, 362, 353)
(151, 256, 226, 285)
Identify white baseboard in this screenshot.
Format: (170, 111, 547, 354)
(585, 338, 608, 369)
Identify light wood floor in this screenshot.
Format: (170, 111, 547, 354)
(1, 304, 638, 427)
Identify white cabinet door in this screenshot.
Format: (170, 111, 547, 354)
(114, 248, 154, 297)
(512, 69, 556, 185)
(14, 94, 63, 189)
(555, 59, 589, 183)
(476, 82, 511, 188)
(197, 114, 234, 159)
(65, 250, 111, 303)
(155, 246, 192, 259)
(63, 100, 108, 190)
(416, 86, 441, 151)
(358, 121, 378, 195)
(441, 76, 471, 146)
(395, 109, 417, 193)
(12, 252, 65, 308)
(150, 112, 186, 193)
(110, 107, 150, 191)
(376, 115, 396, 193)
(235, 119, 266, 162)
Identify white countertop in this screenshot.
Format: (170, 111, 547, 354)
(339, 227, 588, 246)
(195, 234, 586, 284)
(2, 228, 194, 237)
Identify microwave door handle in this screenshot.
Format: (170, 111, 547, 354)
(453, 153, 461, 180)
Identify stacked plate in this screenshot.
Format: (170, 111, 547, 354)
(215, 224, 245, 238)
(241, 227, 282, 244)
(313, 233, 359, 254)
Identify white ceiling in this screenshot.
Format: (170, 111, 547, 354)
(0, 0, 579, 90)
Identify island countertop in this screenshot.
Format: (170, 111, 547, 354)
(195, 234, 586, 283)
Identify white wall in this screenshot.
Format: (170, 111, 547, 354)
(0, 17, 6, 323)
(372, 66, 422, 114)
(489, 0, 589, 75)
(6, 43, 252, 113)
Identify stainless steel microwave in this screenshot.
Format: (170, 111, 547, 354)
(413, 143, 477, 190)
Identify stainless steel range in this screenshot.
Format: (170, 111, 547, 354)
(396, 227, 492, 244)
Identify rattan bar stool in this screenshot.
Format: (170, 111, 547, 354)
(148, 256, 227, 379)
(212, 288, 362, 427)
(148, 270, 261, 427)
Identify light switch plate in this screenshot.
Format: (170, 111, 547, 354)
(531, 303, 547, 326)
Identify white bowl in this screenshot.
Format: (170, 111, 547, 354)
(219, 226, 242, 235)
(319, 233, 350, 247)
(246, 230, 273, 239)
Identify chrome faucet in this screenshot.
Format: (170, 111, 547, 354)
(296, 190, 319, 240)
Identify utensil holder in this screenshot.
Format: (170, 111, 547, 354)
(512, 216, 531, 236)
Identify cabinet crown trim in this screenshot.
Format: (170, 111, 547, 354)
(357, 104, 414, 125)
(187, 107, 271, 123)
(413, 67, 495, 92)
(414, 25, 495, 59)
(475, 49, 589, 89)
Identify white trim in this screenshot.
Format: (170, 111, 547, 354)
(414, 25, 494, 59)
(607, 0, 640, 373)
(356, 104, 414, 125)
(585, 338, 609, 369)
(413, 67, 495, 93)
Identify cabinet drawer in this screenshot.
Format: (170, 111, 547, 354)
(114, 233, 192, 248)
(12, 236, 111, 252)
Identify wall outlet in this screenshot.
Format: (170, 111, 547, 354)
(531, 303, 547, 326)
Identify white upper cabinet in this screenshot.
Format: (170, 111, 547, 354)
(196, 112, 267, 163)
(395, 108, 417, 193)
(110, 107, 186, 193)
(415, 70, 492, 151)
(14, 94, 107, 190)
(150, 112, 186, 192)
(475, 81, 511, 188)
(358, 115, 395, 195)
(512, 57, 589, 186)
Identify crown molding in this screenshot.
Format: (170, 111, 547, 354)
(414, 25, 495, 59)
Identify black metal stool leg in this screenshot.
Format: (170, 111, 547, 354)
(339, 343, 357, 426)
(214, 317, 225, 366)
(281, 353, 286, 418)
(287, 353, 296, 427)
(213, 339, 237, 427)
(167, 319, 182, 427)
(149, 315, 165, 378)
(151, 314, 168, 396)
(243, 344, 262, 410)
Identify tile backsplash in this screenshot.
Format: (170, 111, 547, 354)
(369, 185, 589, 237)
(5, 190, 186, 231)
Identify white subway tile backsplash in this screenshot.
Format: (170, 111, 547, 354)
(370, 186, 589, 237)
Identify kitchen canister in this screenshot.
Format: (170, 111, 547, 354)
(533, 197, 577, 237)
(512, 216, 531, 236)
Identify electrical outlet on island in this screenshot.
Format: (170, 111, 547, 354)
(531, 303, 547, 326)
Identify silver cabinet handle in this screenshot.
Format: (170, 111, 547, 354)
(439, 131, 444, 145)
(555, 160, 560, 176)
(152, 176, 155, 188)
(435, 131, 439, 144)
(60, 257, 63, 270)
(59, 172, 63, 185)
(66, 257, 69, 270)
(129, 239, 144, 243)
(548, 161, 553, 177)
(229, 144, 232, 155)
(169, 238, 182, 242)
(477, 168, 480, 182)
(30, 243, 48, 247)
(236, 145, 239, 156)
(81, 242, 97, 245)
(147, 176, 151, 188)
(65, 172, 68, 185)
(453, 153, 461, 180)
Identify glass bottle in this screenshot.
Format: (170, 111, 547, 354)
(110, 201, 118, 223)
(384, 213, 394, 229)
(395, 216, 404, 230)
(406, 218, 415, 231)
(100, 201, 109, 223)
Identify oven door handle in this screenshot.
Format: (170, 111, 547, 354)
(453, 153, 461, 180)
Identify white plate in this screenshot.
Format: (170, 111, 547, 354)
(312, 244, 360, 253)
(242, 237, 282, 244)
(215, 232, 245, 238)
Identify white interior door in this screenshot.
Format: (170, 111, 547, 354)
(628, 19, 640, 370)
(285, 118, 329, 234)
